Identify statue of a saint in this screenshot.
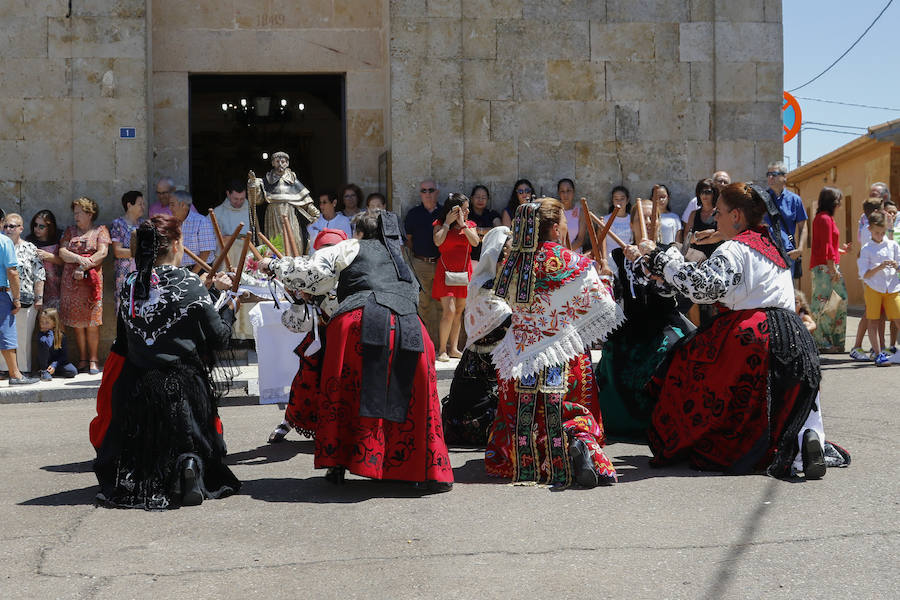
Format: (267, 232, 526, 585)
(248, 152, 319, 253)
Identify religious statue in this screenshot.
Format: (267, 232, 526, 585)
(247, 151, 319, 253)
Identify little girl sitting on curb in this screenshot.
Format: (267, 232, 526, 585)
(36, 308, 77, 380)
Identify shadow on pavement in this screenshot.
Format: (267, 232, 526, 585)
(240, 477, 449, 504)
(225, 441, 313, 466)
(611, 454, 721, 482)
(451, 457, 501, 484)
(41, 459, 94, 473)
(20, 484, 97, 506)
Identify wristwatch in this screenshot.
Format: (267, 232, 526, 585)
(12, 298, 20, 304)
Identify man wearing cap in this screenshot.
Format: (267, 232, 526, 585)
(404, 178, 442, 347)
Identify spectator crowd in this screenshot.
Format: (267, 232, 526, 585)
(0, 164, 894, 387)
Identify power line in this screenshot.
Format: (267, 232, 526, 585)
(803, 120, 868, 131)
(799, 126, 863, 136)
(787, 0, 894, 92)
(795, 96, 900, 112)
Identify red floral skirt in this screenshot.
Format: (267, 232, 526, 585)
(648, 309, 804, 473)
(313, 308, 453, 483)
(485, 353, 617, 485)
(284, 331, 323, 438)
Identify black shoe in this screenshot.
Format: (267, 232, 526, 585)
(324, 467, 346, 485)
(569, 436, 599, 488)
(8, 376, 38, 385)
(801, 429, 826, 480)
(268, 423, 290, 444)
(410, 480, 453, 494)
(181, 458, 204, 506)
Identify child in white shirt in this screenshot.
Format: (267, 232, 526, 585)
(857, 211, 900, 365)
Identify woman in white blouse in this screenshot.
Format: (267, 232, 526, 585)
(627, 183, 850, 479)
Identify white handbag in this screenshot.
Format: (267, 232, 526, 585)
(441, 256, 469, 286)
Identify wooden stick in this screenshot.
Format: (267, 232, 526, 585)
(247, 241, 265, 261)
(281, 214, 299, 257)
(183, 247, 212, 273)
(204, 223, 244, 288)
(207, 209, 233, 272)
(634, 197, 648, 242)
(597, 206, 619, 245)
(257, 231, 284, 259)
(581, 197, 602, 263)
(588, 211, 627, 248)
(649, 195, 660, 242)
(231, 234, 252, 293)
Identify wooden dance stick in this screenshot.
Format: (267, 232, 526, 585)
(207, 209, 233, 272)
(183, 248, 213, 273)
(649, 195, 660, 242)
(634, 197, 648, 242)
(231, 234, 252, 294)
(257, 231, 285, 259)
(596, 205, 619, 245)
(588, 211, 627, 248)
(581, 197, 602, 263)
(247, 240, 265, 261)
(204, 223, 244, 288)
(281, 214, 299, 257)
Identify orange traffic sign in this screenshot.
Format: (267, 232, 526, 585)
(783, 91, 802, 143)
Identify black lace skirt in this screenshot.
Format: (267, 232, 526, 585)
(93, 358, 240, 510)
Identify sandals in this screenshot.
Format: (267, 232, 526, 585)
(88, 361, 101, 375)
(77, 360, 89, 374)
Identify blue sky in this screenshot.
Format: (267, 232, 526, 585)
(782, 0, 899, 169)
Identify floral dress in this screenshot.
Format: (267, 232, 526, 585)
(109, 216, 144, 312)
(59, 225, 110, 327)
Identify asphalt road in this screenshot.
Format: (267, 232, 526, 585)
(1, 354, 897, 600)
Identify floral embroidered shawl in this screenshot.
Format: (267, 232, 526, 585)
(492, 241, 624, 381)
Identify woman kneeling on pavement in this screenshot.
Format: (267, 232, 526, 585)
(630, 183, 850, 478)
(93, 216, 241, 509)
(486, 199, 623, 488)
(261, 211, 453, 492)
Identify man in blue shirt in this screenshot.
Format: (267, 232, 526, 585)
(404, 179, 442, 347)
(0, 232, 37, 384)
(766, 161, 808, 286)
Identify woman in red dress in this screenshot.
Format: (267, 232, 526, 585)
(263, 212, 453, 492)
(432, 193, 480, 362)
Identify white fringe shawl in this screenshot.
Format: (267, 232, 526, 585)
(492, 268, 624, 381)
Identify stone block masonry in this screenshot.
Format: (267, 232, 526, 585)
(390, 0, 783, 218)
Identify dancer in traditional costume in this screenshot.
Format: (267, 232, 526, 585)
(261, 212, 453, 491)
(268, 228, 348, 443)
(441, 226, 511, 446)
(94, 216, 241, 509)
(595, 199, 693, 438)
(634, 183, 850, 478)
(486, 199, 623, 488)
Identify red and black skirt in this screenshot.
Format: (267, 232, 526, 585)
(647, 307, 820, 476)
(313, 308, 453, 483)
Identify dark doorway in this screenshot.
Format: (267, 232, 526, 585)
(188, 74, 345, 214)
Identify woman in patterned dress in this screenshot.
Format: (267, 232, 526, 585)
(94, 216, 240, 509)
(261, 211, 453, 492)
(109, 190, 146, 312)
(486, 198, 623, 488)
(26, 210, 63, 309)
(632, 183, 848, 478)
(58, 197, 110, 375)
(809, 187, 849, 353)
